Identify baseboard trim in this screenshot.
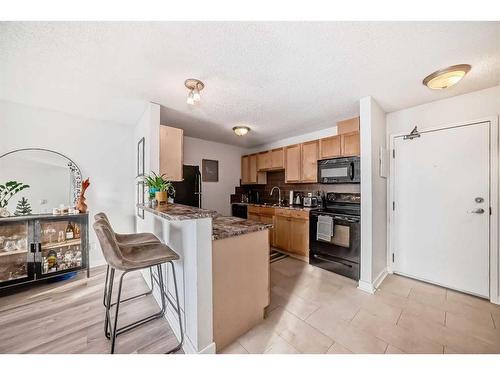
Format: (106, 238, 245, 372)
(357, 280, 375, 294)
(373, 268, 389, 290)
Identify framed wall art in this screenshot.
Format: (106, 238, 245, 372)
(202, 159, 218, 182)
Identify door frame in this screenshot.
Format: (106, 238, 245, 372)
(387, 116, 499, 304)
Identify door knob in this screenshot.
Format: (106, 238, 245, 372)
(475, 197, 484, 203)
(471, 208, 485, 214)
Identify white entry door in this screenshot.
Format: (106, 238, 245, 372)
(393, 121, 490, 297)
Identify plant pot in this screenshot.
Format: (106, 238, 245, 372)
(155, 191, 168, 204)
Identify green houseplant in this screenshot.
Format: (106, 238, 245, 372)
(144, 172, 175, 204)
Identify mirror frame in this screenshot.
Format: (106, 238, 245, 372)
(0, 148, 83, 206)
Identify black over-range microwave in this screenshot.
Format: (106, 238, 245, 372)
(317, 156, 360, 184)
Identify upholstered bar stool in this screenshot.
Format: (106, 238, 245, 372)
(94, 212, 161, 307)
(93, 218, 183, 354)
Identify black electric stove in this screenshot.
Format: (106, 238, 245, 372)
(309, 193, 361, 280)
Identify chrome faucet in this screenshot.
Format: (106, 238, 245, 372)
(270, 186, 281, 206)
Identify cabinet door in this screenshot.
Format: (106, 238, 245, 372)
(257, 152, 272, 171)
(271, 148, 284, 169)
(341, 131, 360, 156)
(249, 154, 258, 183)
(0, 220, 33, 287)
(159, 125, 183, 181)
(248, 213, 260, 222)
(289, 218, 309, 256)
(285, 144, 301, 183)
(241, 156, 250, 184)
(274, 215, 290, 251)
(337, 117, 360, 135)
(319, 135, 341, 159)
(301, 140, 319, 183)
(259, 214, 274, 247)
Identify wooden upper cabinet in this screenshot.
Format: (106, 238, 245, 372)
(337, 117, 360, 134)
(301, 140, 319, 183)
(241, 154, 267, 185)
(270, 148, 284, 169)
(159, 125, 183, 181)
(319, 135, 341, 159)
(248, 154, 258, 183)
(341, 131, 360, 156)
(257, 151, 272, 171)
(241, 155, 250, 184)
(285, 144, 301, 183)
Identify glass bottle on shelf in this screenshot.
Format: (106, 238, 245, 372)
(65, 222, 74, 240)
(74, 223, 80, 239)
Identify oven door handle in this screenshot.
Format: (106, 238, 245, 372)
(349, 162, 355, 180)
(312, 254, 353, 268)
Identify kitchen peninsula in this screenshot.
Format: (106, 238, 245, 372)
(137, 203, 271, 353)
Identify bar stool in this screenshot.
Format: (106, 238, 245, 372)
(94, 213, 160, 308)
(93, 218, 184, 354)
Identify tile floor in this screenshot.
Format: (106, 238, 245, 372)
(221, 257, 500, 354)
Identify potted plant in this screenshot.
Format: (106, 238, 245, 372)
(144, 172, 175, 204)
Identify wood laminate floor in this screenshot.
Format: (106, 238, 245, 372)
(0, 266, 181, 354)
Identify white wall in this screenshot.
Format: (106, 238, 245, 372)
(359, 96, 387, 293)
(183, 136, 246, 216)
(386, 85, 500, 136)
(0, 100, 135, 267)
(386, 84, 500, 303)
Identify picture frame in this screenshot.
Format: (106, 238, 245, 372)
(136, 180, 145, 219)
(137, 137, 145, 177)
(202, 159, 219, 182)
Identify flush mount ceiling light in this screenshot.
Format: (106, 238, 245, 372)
(423, 64, 471, 90)
(185, 78, 205, 105)
(233, 126, 251, 136)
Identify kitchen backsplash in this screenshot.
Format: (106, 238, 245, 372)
(232, 170, 360, 205)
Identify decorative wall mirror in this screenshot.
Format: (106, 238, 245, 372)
(0, 148, 82, 217)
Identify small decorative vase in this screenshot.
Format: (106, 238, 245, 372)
(76, 178, 90, 213)
(76, 194, 88, 213)
(155, 191, 168, 204)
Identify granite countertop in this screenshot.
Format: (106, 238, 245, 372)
(139, 203, 218, 221)
(232, 202, 313, 211)
(212, 216, 273, 241)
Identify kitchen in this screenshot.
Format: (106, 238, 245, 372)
(231, 116, 361, 280)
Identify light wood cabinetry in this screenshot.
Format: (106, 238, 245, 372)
(319, 135, 342, 159)
(270, 148, 284, 169)
(159, 125, 183, 181)
(337, 117, 360, 134)
(257, 152, 271, 171)
(273, 208, 309, 257)
(241, 154, 267, 185)
(341, 131, 360, 156)
(285, 144, 301, 183)
(301, 140, 319, 183)
(241, 156, 250, 184)
(247, 206, 276, 247)
(240, 117, 359, 184)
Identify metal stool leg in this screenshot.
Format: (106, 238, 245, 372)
(110, 270, 127, 354)
(166, 261, 184, 353)
(104, 267, 115, 339)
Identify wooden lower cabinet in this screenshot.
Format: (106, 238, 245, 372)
(274, 214, 290, 250)
(259, 214, 274, 247)
(289, 218, 309, 256)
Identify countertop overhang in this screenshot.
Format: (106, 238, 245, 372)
(212, 216, 272, 241)
(138, 203, 217, 221)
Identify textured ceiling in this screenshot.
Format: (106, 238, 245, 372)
(1, 22, 499, 147)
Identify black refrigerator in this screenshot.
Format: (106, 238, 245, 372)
(171, 165, 202, 208)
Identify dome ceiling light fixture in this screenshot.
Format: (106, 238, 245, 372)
(422, 64, 471, 90)
(233, 126, 251, 136)
(185, 78, 205, 105)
